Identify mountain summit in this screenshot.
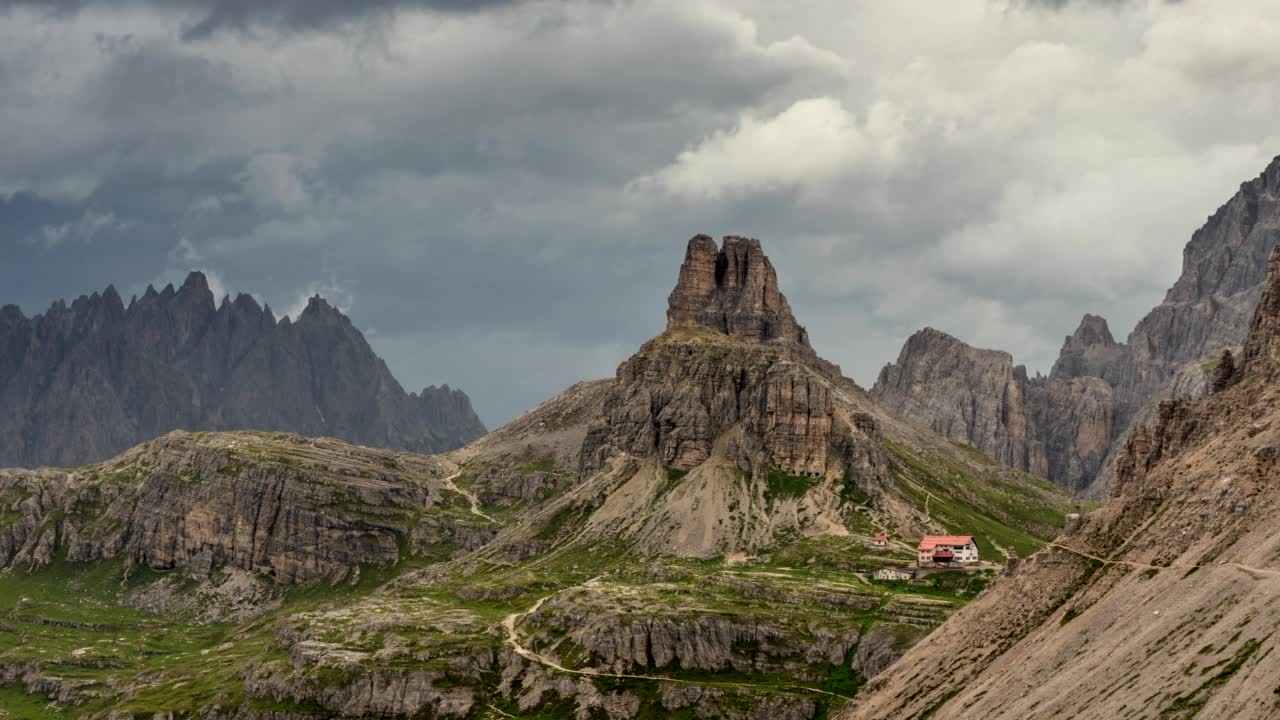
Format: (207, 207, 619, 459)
(667, 234, 810, 346)
(0, 272, 486, 467)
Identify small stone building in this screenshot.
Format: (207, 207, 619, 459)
(873, 534, 889, 547)
(873, 566, 915, 581)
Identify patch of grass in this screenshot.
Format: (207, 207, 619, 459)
(535, 505, 586, 541)
(1160, 638, 1262, 718)
(656, 467, 689, 500)
(763, 466, 820, 505)
(948, 440, 996, 466)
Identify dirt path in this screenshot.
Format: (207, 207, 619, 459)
(500, 585, 856, 703)
(1048, 543, 1280, 578)
(441, 471, 498, 523)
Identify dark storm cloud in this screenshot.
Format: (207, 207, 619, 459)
(1, 0, 1277, 426)
(0, 0, 525, 38)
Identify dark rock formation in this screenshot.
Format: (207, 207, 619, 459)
(875, 155, 1280, 496)
(0, 431, 465, 582)
(1242, 246, 1280, 378)
(667, 234, 808, 346)
(1211, 349, 1240, 393)
(0, 273, 486, 468)
(873, 328, 1046, 475)
(584, 237, 878, 482)
(666, 234, 843, 381)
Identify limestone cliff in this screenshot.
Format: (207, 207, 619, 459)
(873, 328, 1047, 476)
(0, 431, 474, 583)
(0, 274, 486, 468)
(844, 245, 1280, 720)
(876, 155, 1280, 496)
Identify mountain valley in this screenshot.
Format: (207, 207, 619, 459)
(0, 236, 1077, 719)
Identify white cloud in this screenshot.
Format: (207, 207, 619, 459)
(632, 97, 905, 200)
(5, 0, 1280, 422)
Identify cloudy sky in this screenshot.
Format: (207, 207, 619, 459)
(2, 0, 1278, 427)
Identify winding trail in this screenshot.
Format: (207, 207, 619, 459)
(441, 470, 498, 523)
(1048, 543, 1280, 579)
(499, 583, 857, 703)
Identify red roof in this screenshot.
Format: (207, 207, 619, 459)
(918, 535, 974, 551)
(932, 550, 955, 559)
(874, 534, 888, 542)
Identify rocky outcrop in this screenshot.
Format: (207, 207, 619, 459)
(667, 235, 808, 347)
(1241, 246, 1280, 377)
(1211, 348, 1241, 392)
(877, 155, 1280, 496)
(873, 328, 1046, 475)
(873, 326, 1116, 494)
(667, 235, 843, 381)
(842, 227, 1280, 720)
(584, 334, 860, 478)
(0, 431, 462, 582)
(0, 273, 486, 468)
(571, 234, 1071, 558)
(582, 235, 876, 481)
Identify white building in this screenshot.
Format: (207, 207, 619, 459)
(873, 566, 914, 581)
(917, 535, 980, 566)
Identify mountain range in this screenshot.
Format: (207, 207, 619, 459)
(0, 234, 1075, 719)
(873, 155, 1280, 496)
(0, 272, 486, 468)
(3, 158, 1280, 719)
(843, 242, 1280, 720)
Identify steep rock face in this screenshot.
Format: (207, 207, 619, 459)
(0, 274, 486, 468)
(584, 331, 858, 478)
(584, 235, 867, 481)
(1242, 245, 1280, 377)
(876, 156, 1280, 496)
(872, 328, 1046, 475)
(0, 431, 463, 582)
(873, 326, 1117, 494)
(667, 235, 808, 347)
(843, 245, 1280, 720)
(667, 235, 843, 381)
(1024, 376, 1115, 491)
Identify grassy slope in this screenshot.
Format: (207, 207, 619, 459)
(0, 526, 994, 719)
(886, 440, 1078, 561)
(0, 427, 1073, 717)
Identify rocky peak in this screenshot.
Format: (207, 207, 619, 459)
(1241, 245, 1280, 378)
(0, 276, 487, 467)
(873, 327, 1047, 476)
(666, 234, 808, 348)
(1067, 314, 1115, 348)
(1161, 154, 1280, 313)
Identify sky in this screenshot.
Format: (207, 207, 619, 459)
(2, 0, 1279, 428)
